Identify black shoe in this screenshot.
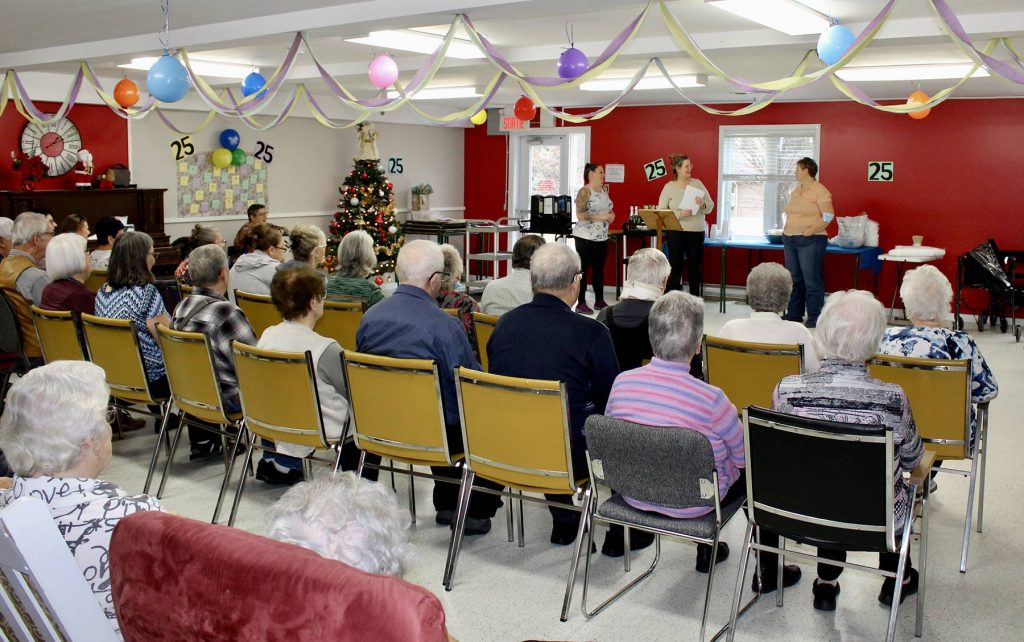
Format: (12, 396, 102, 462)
(878, 568, 919, 606)
(695, 542, 730, 573)
(812, 579, 840, 611)
(551, 523, 581, 546)
(436, 510, 454, 526)
(451, 516, 492, 536)
(601, 527, 655, 558)
(112, 410, 146, 432)
(255, 459, 303, 486)
(751, 564, 803, 593)
(189, 439, 221, 461)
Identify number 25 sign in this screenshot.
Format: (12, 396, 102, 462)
(644, 158, 667, 181)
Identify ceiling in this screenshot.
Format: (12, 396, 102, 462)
(5, 0, 1024, 118)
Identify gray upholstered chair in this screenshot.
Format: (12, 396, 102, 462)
(574, 414, 748, 641)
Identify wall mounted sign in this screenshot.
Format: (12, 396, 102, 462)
(867, 161, 893, 181)
(644, 158, 667, 181)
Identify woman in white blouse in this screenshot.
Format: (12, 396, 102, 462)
(657, 154, 714, 296)
(573, 163, 615, 314)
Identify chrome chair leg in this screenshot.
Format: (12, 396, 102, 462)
(776, 537, 786, 608)
(442, 467, 475, 590)
(227, 431, 257, 527)
(143, 406, 177, 494)
(517, 490, 525, 547)
(505, 493, 514, 542)
(559, 485, 593, 622)
(212, 421, 244, 524)
(976, 404, 989, 533)
(916, 481, 930, 637)
(886, 509, 915, 642)
(355, 450, 366, 478)
(727, 522, 756, 642)
(408, 464, 417, 525)
(700, 534, 722, 642)
(960, 452, 980, 573)
(156, 411, 187, 498)
(624, 527, 631, 572)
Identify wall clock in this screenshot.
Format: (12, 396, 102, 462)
(20, 116, 83, 177)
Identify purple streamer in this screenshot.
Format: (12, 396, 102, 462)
(13, 69, 83, 121)
(931, 0, 1024, 84)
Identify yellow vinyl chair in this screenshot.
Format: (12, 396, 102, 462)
(868, 354, 984, 573)
(314, 299, 365, 351)
(84, 270, 107, 293)
(155, 326, 245, 523)
(230, 342, 344, 526)
(702, 335, 804, 412)
(443, 307, 459, 317)
(234, 290, 282, 338)
(30, 305, 87, 363)
(178, 283, 193, 298)
(471, 312, 499, 372)
(446, 367, 590, 623)
(343, 351, 464, 525)
(79, 313, 174, 446)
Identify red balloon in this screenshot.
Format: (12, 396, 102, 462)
(514, 96, 536, 122)
(114, 78, 140, 108)
(906, 89, 931, 120)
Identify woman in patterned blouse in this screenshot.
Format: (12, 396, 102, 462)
(0, 362, 162, 634)
(435, 243, 480, 355)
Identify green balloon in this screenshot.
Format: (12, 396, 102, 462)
(231, 148, 247, 166)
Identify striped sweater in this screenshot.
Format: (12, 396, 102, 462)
(605, 357, 744, 518)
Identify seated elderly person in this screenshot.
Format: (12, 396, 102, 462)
(327, 230, 384, 307)
(605, 292, 752, 572)
(436, 243, 480, 349)
(879, 265, 996, 469)
(0, 216, 13, 259)
(0, 361, 162, 634)
(41, 232, 95, 315)
(256, 268, 349, 485)
(0, 212, 52, 364)
(171, 244, 258, 458)
(266, 472, 415, 577)
(717, 262, 819, 372)
(480, 234, 545, 315)
(279, 224, 328, 281)
(773, 290, 924, 611)
(596, 248, 671, 371)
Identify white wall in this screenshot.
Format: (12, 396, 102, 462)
(129, 112, 465, 243)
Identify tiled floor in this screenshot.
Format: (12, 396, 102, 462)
(103, 298, 1024, 641)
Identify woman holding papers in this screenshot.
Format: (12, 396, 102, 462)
(658, 154, 714, 295)
(573, 163, 616, 314)
(781, 157, 834, 328)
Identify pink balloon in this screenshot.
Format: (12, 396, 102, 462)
(368, 54, 399, 89)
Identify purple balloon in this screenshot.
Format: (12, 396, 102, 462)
(557, 47, 589, 80)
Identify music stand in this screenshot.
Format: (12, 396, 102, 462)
(638, 209, 683, 247)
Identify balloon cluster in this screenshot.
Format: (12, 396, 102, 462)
(211, 128, 247, 168)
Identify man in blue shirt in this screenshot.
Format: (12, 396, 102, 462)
(487, 242, 620, 545)
(357, 240, 501, 535)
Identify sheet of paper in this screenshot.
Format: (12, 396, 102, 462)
(679, 184, 704, 217)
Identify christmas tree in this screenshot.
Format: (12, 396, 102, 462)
(326, 158, 403, 274)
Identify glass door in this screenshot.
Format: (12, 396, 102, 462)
(510, 129, 588, 224)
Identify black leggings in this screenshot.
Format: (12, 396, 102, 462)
(575, 237, 608, 304)
(665, 230, 705, 296)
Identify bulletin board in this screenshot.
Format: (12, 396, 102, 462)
(175, 154, 268, 217)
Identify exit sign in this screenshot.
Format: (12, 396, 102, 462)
(868, 161, 893, 181)
(501, 116, 526, 131)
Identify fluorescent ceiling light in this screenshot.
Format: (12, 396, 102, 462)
(119, 57, 255, 79)
(346, 30, 484, 60)
(580, 74, 709, 92)
(385, 86, 480, 100)
(705, 0, 830, 36)
(835, 63, 990, 82)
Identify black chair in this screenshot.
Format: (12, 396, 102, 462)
(577, 415, 750, 641)
(0, 291, 32, 414)
(727, 406, 931, 642)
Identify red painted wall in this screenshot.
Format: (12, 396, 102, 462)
(0, 101, 129, 191)
(465, 99, 1024, 310)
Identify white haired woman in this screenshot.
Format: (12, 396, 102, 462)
(279, 224, 328, 282)
(326, 230, 384, 307)
(40, 232, 95, 315)
(717, 262, 819, 372)
(436, 243, 480, 349)
(0, 361, 162, 634)
(596, 247, 671, 371)
(773, 290, 924, 612)
(266, 472, 415, 576)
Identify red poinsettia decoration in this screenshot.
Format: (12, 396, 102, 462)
(11, 151, 47, 182)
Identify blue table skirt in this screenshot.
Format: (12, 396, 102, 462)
(703, 239, 883, 273)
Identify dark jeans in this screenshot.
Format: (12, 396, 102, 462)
(665, 230, 705, 296)
(817, 546, 912, 582)
(547, 432, 590, 531)
(782, 234, 828, 325)
(575, 237, 608, 304)
(432, 464, 504, 519)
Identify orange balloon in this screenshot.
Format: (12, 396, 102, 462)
(906, 89, 930, 120)
(114, 78, 140, 108)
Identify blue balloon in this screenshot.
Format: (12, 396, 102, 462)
(146, 54, 190, 103)
(817, 25, 856, 66)
(219, 129, 241, 151)
(241, 71, 267, 98)
(557, 47, 589, 80)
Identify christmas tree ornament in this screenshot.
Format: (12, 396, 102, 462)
(350, 197, 359, 206)
(375, 276, 384, 285)
(388, 225, 397, 234)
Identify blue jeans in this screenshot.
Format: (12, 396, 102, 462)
(782, 235, 827, 326)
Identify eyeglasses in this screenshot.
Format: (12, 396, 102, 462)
(429, 271, 451, 282)
(274, 245, 288, 251)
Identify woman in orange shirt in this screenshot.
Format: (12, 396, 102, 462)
(781, 157, 834, 328)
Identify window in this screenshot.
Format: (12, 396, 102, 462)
(717, 125, 820, 239)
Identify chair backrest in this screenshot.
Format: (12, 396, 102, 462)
(79, 313, 160, 405)
(0, 497, 118, 642)
(314, 299, 364, 351)
(31, 305, 87, 363)
(84, 270, 107, 294)
(343, 351, 452, 467)
(443, 307, 459, 317)
(325, 293, 368, 306)
(703, 335, 804, 412)
(471, 312, 499, 371)
(867, 354, 971, 460)
(234, 290, 282, 338)
(232, 342, 330, 449)
(744, 406, 895, 552)
(0, 290, 26, 357)
(584, 415, 718, 511)
(456, 367, 577, 494)
(109, 511, 449, 642)
(179, 283, 193, 297)
(157, 325, 234, 425)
